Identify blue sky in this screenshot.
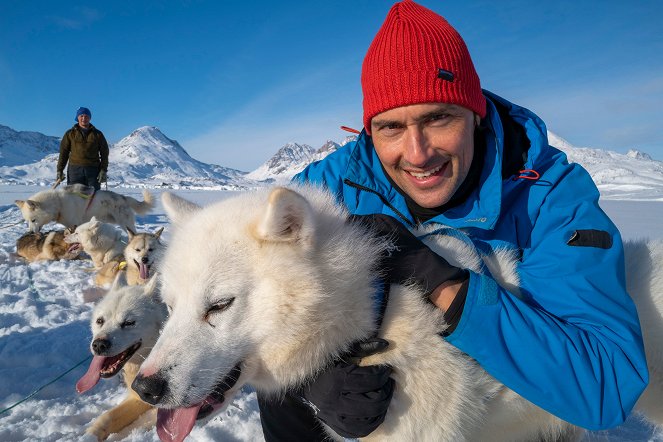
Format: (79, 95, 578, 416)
(1, 0, 662, 171)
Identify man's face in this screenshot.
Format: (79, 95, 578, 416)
(370, 103, 476, 209)
(77, 114, 91, 128)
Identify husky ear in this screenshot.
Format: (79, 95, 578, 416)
(162, 192, 201, 226)
(254, 187, 314, 246)
(153, 227, 165, 238)
(126, 227, 136, 241)
(16, 200, 38, 210)
(110, 269, 128, 291)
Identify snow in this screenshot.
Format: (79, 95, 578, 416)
(1, 184, 662, 441)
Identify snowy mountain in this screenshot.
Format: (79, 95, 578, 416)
(548, 132, 663, 200)
(246, 137, 354, 182)
(108, 126, 248, 189)
(0, 124, 60, 167)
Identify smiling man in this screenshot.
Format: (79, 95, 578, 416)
(257, 1, 648, 440)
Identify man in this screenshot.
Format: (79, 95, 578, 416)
(57, 107, 109, 190)
(258, 0, 648, 440)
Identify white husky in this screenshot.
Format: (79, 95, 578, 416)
(133, 186, 663, 442)
(76, 274, 167, 441)
(15, 184, 153, 232)
(65, 217, 125, 270)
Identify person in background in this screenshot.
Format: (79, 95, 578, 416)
(57, 106, 109, 190)
(257, 0, 649, 440)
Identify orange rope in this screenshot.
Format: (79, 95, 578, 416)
(340, 125, 361, 134)
(514, 169, 540, 180)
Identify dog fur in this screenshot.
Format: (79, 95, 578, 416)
(65, 217, 125, 273)
(134, 186, 663, 442)
(76, 274, 167, 441)
(15, 184, 153, 233)
(15, 227, 81, 262)
(94, 227, 166, 287)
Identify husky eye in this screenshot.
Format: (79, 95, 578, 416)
(96, 317, 104, 326)
(121, 320, 136, 329)
(31, 219, 36, 223)
(204, 298, 235, 325)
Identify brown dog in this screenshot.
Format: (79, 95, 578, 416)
(16, 228, 82, 262)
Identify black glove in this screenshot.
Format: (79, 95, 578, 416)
(300, 338, 394, 438)
(349, 213, 468, 295)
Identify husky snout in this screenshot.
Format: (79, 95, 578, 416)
(132, 373, 168, 405)
(92, 338, 111, 354)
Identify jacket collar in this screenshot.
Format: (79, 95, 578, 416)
(343, 95, 506, 230)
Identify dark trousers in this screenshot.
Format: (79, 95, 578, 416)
(257, 391, 329, 442)
(67, 165, 100, 191)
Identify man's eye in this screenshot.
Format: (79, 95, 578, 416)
(427, 113, 450, 124)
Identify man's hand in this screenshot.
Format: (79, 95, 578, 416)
(300, 338, 394, 438)
(97, 170, 107, 183)
(56, 171, 65, 182)
(349, 214, 468, 295)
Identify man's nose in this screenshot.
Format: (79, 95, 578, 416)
(402, 127, 432, 166)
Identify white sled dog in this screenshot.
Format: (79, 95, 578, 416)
(65, 217, 125, 272)
(94, 227, 166, 287)
(76, 274, 167, 441)
(133, 186, 663, 442)
(15, 184, 153, 233)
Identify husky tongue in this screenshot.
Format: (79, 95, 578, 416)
(76, 355, 106, 393)
(139, 262, 150, 280)
(156, 405, 202, 442)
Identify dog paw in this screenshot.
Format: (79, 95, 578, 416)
(86, 424, 110, 441)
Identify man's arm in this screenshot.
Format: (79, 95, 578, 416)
(445, 165, 648, 430)
(98, 131, 109, 172)
(57, 130, 71, 174)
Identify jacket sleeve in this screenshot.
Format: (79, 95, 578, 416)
(57, 130, 71, 173)
(98, 131, 109, 172)
(446, 164, 648, 430)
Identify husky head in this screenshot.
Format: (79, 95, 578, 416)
(125, 227, 165, 281)
(15, 199, 53, 233)
(133, 186, 382, 442)
(76, 273, 166, 394)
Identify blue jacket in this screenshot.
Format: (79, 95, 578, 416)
(294, 90, 648, 430)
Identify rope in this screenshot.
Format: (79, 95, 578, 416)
(0, 355, 92, 416)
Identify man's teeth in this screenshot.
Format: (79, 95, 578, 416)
(408, 165, 442, 178)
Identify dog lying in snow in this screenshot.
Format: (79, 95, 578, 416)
(65, 217, 125, 275)
(132, 186, 663, 442)
(76, 274, 167, 441)
(15, 184, 153, 233)
(15, 228, 82, 262)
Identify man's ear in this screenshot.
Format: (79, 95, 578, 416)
(161, 192, 201, 226)
(474, 114, 481, 127)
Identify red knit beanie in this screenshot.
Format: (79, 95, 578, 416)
(362, 0, 486, 133)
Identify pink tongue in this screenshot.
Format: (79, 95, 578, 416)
(76, 355, 106, 393)
(156, 404, 202, 442)
(139, 263, 149, 280)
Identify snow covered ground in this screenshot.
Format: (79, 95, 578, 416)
(0, 184, 661, 442)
